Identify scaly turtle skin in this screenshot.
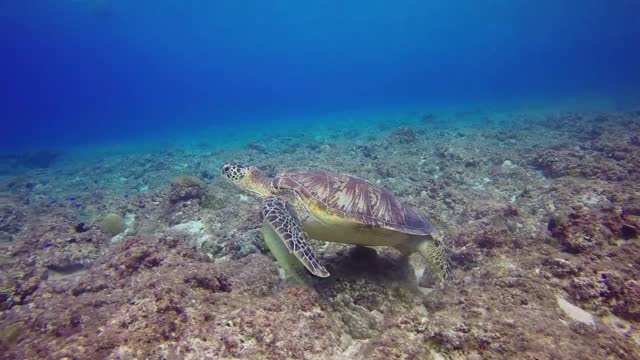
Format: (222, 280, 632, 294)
(221, 164, 449, 285)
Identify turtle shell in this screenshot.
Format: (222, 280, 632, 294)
(272, 169, 432, 236)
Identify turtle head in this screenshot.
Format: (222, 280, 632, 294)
(221, 163, 272, 197)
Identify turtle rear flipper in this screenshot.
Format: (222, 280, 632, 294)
(262, 197, 330, 282)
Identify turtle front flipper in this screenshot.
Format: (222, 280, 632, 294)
(262, 197, 330, 282)
(416, 238, 451, 285)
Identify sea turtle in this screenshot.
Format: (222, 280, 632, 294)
(221, 163, 449, 285)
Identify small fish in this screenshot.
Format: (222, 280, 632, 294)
(74, 203, 82, 208)
(43, 243, 54, 249)
(67, 197, 76, 201)
(48, 199, 58, 205)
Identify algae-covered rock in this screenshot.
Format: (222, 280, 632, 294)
(203, 194, 225, 210)
(332, 294, 383, 339)
(0, 204, 26, 241)
(612, 280, 640, 321)
(226, 229, 267, 260)
(0, 321, 23, 348)
(169, 175, 208, 204)
(100, 213, 125, 235)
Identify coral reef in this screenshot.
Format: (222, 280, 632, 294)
(331, 293, 383, 339)
(168, 175, 208, 205)
(1, 109, 640, 358)
(0, 198, 26, 242)
(389, 126, 418, 144)
(547, 206, 640, 254)
(0, 236, 346, 359)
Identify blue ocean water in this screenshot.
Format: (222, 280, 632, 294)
(1, 1, 639, 151)
(4, 3, 640, 357)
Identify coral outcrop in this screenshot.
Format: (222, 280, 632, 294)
(168, 175, 208, 205)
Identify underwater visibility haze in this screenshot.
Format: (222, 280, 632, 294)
(2, 0, 640, 148)
(1, 1, 640, 359)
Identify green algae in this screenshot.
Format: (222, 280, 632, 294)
(0, 322, 23, 347)
(203, 194, 225, 210)
(100, 213, 125, 235)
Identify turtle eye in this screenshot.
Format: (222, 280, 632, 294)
(222, 164, 231, 175)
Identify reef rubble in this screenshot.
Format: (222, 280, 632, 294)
(1, 110, 640, 359)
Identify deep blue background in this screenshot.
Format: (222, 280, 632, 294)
(1, 1, 639, 149)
